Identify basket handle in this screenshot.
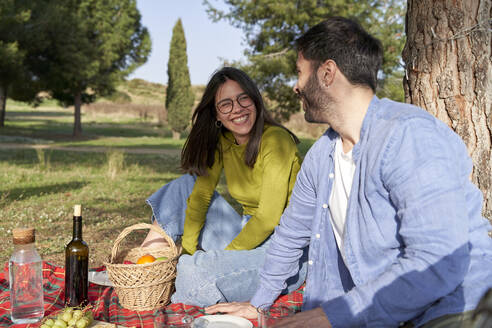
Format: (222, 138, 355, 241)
(110, 223, 178, 263)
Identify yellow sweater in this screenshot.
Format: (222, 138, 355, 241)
(182, 125, 302, 254)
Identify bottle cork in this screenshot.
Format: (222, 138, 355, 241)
(74, 205, 82, 217)
(12, 228, 36, 245)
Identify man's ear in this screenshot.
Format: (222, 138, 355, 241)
(318, 59, 337, 88)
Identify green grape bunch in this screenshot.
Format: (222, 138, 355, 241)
(40, 306, 94, 328)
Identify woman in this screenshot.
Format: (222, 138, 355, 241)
(142, 67, 308, 307)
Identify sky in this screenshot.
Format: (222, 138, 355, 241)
(129, 1, 246, 86)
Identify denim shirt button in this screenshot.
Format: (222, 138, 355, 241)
(329, 173, 334, 179)
(322, 203, 328, 209)
(308, 260, 314, 265)
(315, 234, 321, 239)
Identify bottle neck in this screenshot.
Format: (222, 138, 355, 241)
(13, 242, 35, 252)
(73, 216, 83, 240)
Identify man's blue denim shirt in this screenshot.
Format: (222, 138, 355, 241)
(251, 96, 492, 327)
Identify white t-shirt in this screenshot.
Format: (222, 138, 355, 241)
(329, 137, 356, 264)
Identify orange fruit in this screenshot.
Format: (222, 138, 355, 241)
(136, 254, 156, 264)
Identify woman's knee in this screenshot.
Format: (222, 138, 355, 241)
(174, 253, 214, 294)
(172, 254, 223, 306)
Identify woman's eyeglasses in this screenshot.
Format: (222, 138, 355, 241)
(216, 93, 254, 114)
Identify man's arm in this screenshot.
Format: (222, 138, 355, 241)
(206, 145, 320, 317)
(321, 118, 472, 327)
(250, 147, 318, 306)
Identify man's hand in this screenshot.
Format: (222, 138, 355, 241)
(270, 307, 331, 328)
(205, 302, 258, 320)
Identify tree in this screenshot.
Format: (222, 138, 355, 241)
(204, 0, 406, 120)
(166, 19, 194, 140)
(0, 0, 44, 127)
(0, 42, 23, 127)
(402, 0, 491, 220)
(0, 1, 25, 127)
(37, 0, 151, 137)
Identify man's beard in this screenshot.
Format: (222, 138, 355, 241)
(297, 73, 336, 124)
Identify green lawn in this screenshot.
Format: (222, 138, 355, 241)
(1, 105, 173, 140)
(0, 148, 184, 266)
(0, 101, 316, 267)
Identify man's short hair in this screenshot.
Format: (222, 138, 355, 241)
(296, 16, 383, 92)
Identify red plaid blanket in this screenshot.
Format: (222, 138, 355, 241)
(0, 262, 303, 327)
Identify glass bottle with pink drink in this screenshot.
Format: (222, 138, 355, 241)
(9, 227, 44, 324)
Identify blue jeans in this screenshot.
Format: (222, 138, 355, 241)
(147, 174, 308, 307)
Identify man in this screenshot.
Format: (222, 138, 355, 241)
(206, 17, 492, 327)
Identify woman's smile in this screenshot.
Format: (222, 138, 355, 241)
(231, 114, 249, 124)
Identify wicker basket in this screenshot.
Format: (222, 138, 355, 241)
(104, 223, 179, 311)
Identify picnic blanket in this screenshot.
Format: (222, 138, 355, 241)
(0, 262, 303, 327)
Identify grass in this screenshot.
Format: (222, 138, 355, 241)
(0, 148, 183, 266)
(0, 106, 185, 150)
(0, 99, 321, 268)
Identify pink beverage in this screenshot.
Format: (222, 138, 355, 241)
(9, 228, 44, 324)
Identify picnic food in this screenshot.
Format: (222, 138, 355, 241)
(136, 254, 156, 264)
(65, 205, 89, 307)
(104, 223, 178, 310)
(40, 306, 94, 328)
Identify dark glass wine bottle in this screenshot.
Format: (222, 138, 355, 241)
(65, 204, 89, 307)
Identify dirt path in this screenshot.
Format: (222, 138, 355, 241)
(0, 143, 181, 156)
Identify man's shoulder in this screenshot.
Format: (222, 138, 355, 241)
(375, 98, 436, 123)
(371, 98, 452, 136)
(369, 98, 467, 160)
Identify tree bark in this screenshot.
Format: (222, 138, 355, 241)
(0, 83, 7, 128)
(402, 0, 492, 221)
(73, 92, 83, 137)
(172, 130, 180, 140)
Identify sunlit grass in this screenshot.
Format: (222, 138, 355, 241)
(0, 148, 183, 266)
(58, 136, 185, 149)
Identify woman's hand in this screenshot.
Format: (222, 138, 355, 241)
(205, 302, 258, 320)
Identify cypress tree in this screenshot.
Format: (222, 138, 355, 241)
(166, 19, 194, 139)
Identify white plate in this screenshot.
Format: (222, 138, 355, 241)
(194, 315, 253, 328)
(88, 270, 114, 287)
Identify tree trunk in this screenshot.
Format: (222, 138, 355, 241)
(172, 130, 180, 140)
(0, 83, 7, 128)
(73, 92, 83, 137)
(402, 0, 492, 221)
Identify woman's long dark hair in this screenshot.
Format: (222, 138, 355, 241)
(181, 67, 299, 176)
